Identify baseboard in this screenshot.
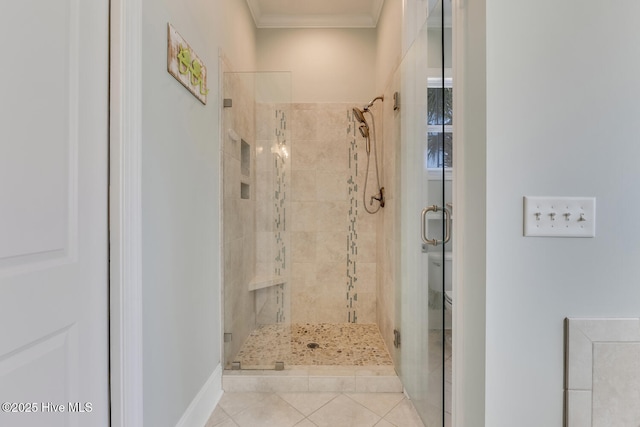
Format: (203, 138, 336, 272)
(175, 364, 223, 427)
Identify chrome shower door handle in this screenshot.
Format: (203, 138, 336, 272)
(442, 205, 452, 244)
(421, 205, 438, 245)
(421, 205, 452, 246)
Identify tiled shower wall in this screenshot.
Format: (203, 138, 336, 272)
(254, 103, 291, 325)
(290, 103, 377, 324)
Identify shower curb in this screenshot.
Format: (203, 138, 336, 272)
(222, 366, 402, 393)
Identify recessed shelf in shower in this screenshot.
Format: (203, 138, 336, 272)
(241, 139, 250, 177)
(240, 139, 250, 199)
(240, 182, 250, 200)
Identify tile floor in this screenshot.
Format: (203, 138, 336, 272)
(212, 324, 449, 426)
(205, 391, 425, 427)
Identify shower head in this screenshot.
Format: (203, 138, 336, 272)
(352, 107, 367, 124)
(363, 95, 384, 112)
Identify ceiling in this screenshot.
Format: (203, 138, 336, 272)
(246, 0, 385, 28)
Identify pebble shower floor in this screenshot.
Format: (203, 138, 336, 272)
(231, 323, 393, 369)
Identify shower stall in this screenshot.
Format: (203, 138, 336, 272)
(222, 70, 392, 370)
(221, 1, 453, 424)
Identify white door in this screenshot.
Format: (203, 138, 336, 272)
(0, 1, 109, 426)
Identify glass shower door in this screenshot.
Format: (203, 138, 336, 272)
(396, 0, 451, 425)
(222, 72, 292, 370)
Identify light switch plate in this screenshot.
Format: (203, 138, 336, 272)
(523, 196, 596, 237)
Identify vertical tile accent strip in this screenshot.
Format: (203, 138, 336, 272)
(275, 109, 287, 323)
(346, 109, 358, 323)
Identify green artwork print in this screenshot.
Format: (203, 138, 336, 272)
(177, 45, 209, 96)
(167, 23, 208, 104)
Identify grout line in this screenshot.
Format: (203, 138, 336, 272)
(384, 396, 408, 418)
(273, 393, 308, 423)
(340, 393, 384, 423)
(302, 392, 341, 419)
(208, 405, 233, 427)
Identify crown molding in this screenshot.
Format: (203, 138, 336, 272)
(247, 0, 384, 29)
(257, 14, 377, 29)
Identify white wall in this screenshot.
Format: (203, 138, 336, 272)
(455, 0, 486, 425)
(140, 0, 255, 425)
(375, 0, 402, 93)
(480, 1, 640, 425)
(256, 28, 376, 103)
(221, 0, 258, 71)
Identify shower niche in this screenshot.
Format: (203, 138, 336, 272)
(240, 139, 250, 199)
(222, 70, 292, 369)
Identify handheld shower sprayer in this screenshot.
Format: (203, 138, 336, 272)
(353, 95, 385, 214)
(358, 124, 369, 139)
(353, 107, 370, 151)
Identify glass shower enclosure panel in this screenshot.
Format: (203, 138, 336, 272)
(396, 0, 451, 425)
(222, 72, 292, 370)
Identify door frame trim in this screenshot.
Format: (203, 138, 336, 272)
(452, 0, 487, 425)
(109, 0, 144, 425)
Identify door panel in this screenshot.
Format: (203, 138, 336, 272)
(0, 1, 109, 426)
(397, 19, 438, 425)
(0, 0, 77, 266)
(397, 1, 451, 425)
